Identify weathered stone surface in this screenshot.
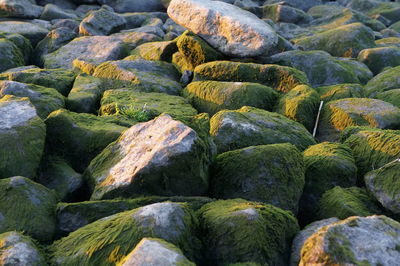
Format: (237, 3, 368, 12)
(40, 3, 77, 20)
(358, 46, 400, 75)
(99, 0, 165, 13)
(79, 6, 126, 36)
(0, 0, 43, 19)
(365, 66, 400, 97)
(0, 21, 49, 46)
(168, 0, 279, 57)
(316, 83, 365, 102)
(0, 38, 24, 72)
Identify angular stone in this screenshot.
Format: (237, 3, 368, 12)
(79, 6, 126, 36)
(0, 21, 49, 46)
(358, 46, 400, 75)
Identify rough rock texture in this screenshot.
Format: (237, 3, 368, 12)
(316, 83, 365, 102)
(0, 21, 49, 46)
(358, 47, 400, 75)
(0, 0, 43, 19)
(0, 38, 24, 72)
(365, 66, 400, 97)
(168, 0, 279, 57)
(79, 6, 126, 36)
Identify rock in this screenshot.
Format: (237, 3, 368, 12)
(43, 36, 128, 69)
(122, 12, 168, 29)
(93, 59, 182, 95)
(0, 96, 45, 179)
(210, 106, 316, 153)
(317, 98, 400, 142)
(316, 83, 365, 102)
(199, 199, 299, 265)
(79, 6, 127, 36)
(0, 38, 24, 72)
(119, 238, 195, 266)
(45, 109, 128, 172)
(317, 186, 383, 220)
(262, 4, 312, 24)
(375, 88, 400, 108)
(0, 80, 65, 119)
(294, 23, 376, 57)
(365, 66, 400, 97)
(167, 0, 279, 57)
(211, 143, 305, 213)
(0, 32, 32, 64)
(299, 142, 357, 224)
(269, 50, 366, 87)
(100, 89, 197, 121)
(290, 218, 339, 266)
(193, 61, 308, 93)
(376, 37, 400, 48)
(40, 3, 77, 20)
(0, 231, 47, 265)
(99, 0, 165, 13)
(264, 0, 322, 11)
(52, 18, 80, 32)
(0, 0, 43, 19)
(85, 114, 211, 200)
(0, 67, 76, 96)
(51, 202, 200, 265)
(365, 160, 400, 214)
(336, 57, 373, 84)
(0, 176, 57, 242)
(358, 47, 400, 75)
(130, 40, 177, 62)
(0, 21, 49, 46)
(276, 85, 320, 131)
(299, 216, 400, 265)
(183, 81, 278, 116)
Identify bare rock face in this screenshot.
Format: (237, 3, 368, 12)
(167, 0, 279, 57)
(86, 114, 210, 200)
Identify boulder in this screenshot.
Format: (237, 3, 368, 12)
(210, 106, 316, 153)
(365, 66, 400, 97)
(211, 143, 305, 213)
(99, 0, 165, 13)
(167, 0, 279, 57)
(263, 0, 322, 11)
(375, 89, 400, 108)
(316, 83, 364, 102)
(376, 37, 400, 48)
(85, 114, 211, 200)
(40, 3, 78, 20)
(0, 0, 43, 19)
(0, 21, 49, 46)
(130, 40, 177, 62)
(79, 6, 126, 36)
(0, 32, 32, 64)
(358, 47, 400, 75)
(0, 96, 45, 179)
(262, 4, 311, 24)
(0, 38, 24, 72)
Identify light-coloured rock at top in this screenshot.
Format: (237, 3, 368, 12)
(167, 0, 279, 57)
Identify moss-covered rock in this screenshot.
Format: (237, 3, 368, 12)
(317, 98, 400, 142)
(51, 202, 200, 265)
(211, 144, 305, 213)
(0, 38, 24, 72)
(0, 176, 58, 243)
(317, 186, 383, 220)
(0, 96, 45, 179)
(365, 66, 400, 97)
(376, 37, 400, 48)
(93, 59, 182, 95)
(276, 85, 320, 131)
(365, 160, 400, 215)
(193, 61, 309, 93)
(210, 106, 316, 153)
(0, 80, 65, 119)
(198, 199, 299, 265)
(262, 4, 311, 24)
(336, 57, 373, 84)
(358, 46, 400, 75)
(299, 143, 357, 224)
(316, 83, 365, 102)
(0, 32, 32, 64)
(100, 89, 197, 121)
(375, 88, 400, 108)
(0, 67, 76, 96)
(183, 81, 278, 116)
(79, 6, 126, 36)
(0, 21, 49, 47)
(130, 40, 178, 62)
(294, 23, 376, 57)
(45, 109, 128, 173)
(0, 231, 47, 266)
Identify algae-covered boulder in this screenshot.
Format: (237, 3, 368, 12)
(375, 89, 400, 108)
(0, 176, 58, 243)
(294, 23, 376, 57)
(51, 202, 200, 265)
(376, 37, 400, 48)
(45, 109, 128, 172)
(269, 50, 365, 87)
(0, 80, 65, 119)
(0, 21, 49, 47)
(93, 59, 182, 95)
(199, 199, 299, 265)
(344, 128, 400, 179)
(130, 40, 177, 62)
(193, 61, 308, 93)
(210, 106, 316, 153)
(183, 81, 278, 115)
(0, 67, 76, 96)
(0, 38, 25, 72)
(276, 84, 320, 131)
(262, 4, 311, 24)
(290, 218, 339, 266)
(211, 144, 305, 213)
(299, 143, 357, 223)
(118, 238, 195, 266)
(99, 89, 197, 120)
(86, 114, 211, 200)
(365, 160, 400, 215)
(79, 6, 126, 36)
(299, 216, 400, 265)
(0, 32, 32, 64)
(316, 83, 365, 102)
(0, 231, 47, 266)
(317, 98, 400, 141)
(358, 46, 400, 75)
(0, 96, 45, 179)
(317, 186, 383, 220)
(365, 66, 400, 97)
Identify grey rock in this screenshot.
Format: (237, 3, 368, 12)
(79, 6, 127, 36)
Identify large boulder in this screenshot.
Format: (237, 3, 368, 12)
(0, 96, 45, 179)
(316, 83, 365, 102)
(210, 106, 316, 153)
(358, 47, 400, 75)
(99, 0, 165, 13)
(79, 6, 126, 36)
(85, 114, 212, 200)
(0, 38, 24, 72)
(167, 0, 279, 57)
(299, 216, 400, 265)
(0, 176, 58, 243)
(365, 66, 400, 97)
(0, 0, 43, 19)
(211, 143, 305, 213)
(0, 21, 49, 46)
(199, 199, 299, 265)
